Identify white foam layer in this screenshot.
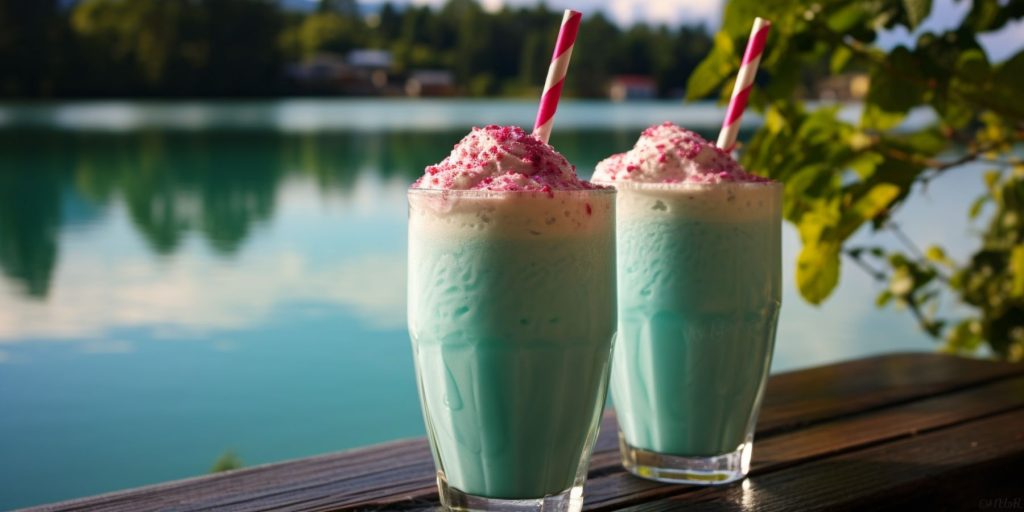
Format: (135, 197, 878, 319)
(408, 190, 616, 239)
(610, 182, 782, 223)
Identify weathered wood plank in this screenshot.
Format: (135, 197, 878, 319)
(24, 353, 1024, 512)
(618, 408, 1024, 511)
(580, 375, 1024, 510)
(343, 353, 1024, 511)
(755, 352, 1024, 434)
(26, 440, 435, 512)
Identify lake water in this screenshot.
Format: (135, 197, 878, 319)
(0, 99, 986, 509)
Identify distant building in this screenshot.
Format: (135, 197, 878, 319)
(285, 50, 395, 94)
(347, 49, 392, 89)
(347, 49, 392, 91)
(286, 53, 350, 85)
(609, 75, 657, 101)
(347, 49, 392, 69)
(812, 73, 869, 101)
(406, 70, 456, 97)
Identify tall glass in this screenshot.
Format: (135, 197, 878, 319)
(407, 188, 617, 511)
(606, 181, 781, 485)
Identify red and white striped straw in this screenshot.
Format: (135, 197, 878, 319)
(716, 17, 771, 152)
(533, 9, 582, 144)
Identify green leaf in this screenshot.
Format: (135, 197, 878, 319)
(685, 32, 735, 100)
(932, 90, 974, 128)
(984, 170, 1002, 192)
(963, 0, 1024, 32)
(943, 320, 984, 354)
(876, 289, 893, 307)
(950, 49, 1024, 124)
(839, 183, 900, 237)
(862, 103, 907, 131)
(763, 106, 787, 134)
(902, 0, 932, 29)
(848, 151, 884, 179)
(830, 46, 854, 74)
(786, 164, 831, 198)
(1011, 245, 1024, 298)
(794, 202, 843, 305)
(926, 245, 955, 268)
(995, 49, 1024, 94)
(925, 246, 943, 261)
(797, 241, 841, 305)
(828, 3, 870, 33)
(763, 47, 803, 100)
(861, 47, 927, 130)
(956, 49, 991, 84)
(901, 129, 947, 155)
(969, 195, 989, 220)
(718, 0, 792, 37)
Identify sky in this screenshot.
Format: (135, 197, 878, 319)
(357, 0, 1024, 61)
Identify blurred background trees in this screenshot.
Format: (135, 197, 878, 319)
(0, 0, 714, 98)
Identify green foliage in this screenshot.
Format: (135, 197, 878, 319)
(56, 0, 284, 96)
(694, 0, 1024, 360)
(210, 451, 244, 473)
(279, 10, 365, 58)
(902, 0, 932, 29)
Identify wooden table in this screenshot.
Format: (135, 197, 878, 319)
(27, 353, 1024, 511)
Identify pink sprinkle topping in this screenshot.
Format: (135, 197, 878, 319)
(592, 122, 772, 184)
(413, 125, 607, 192)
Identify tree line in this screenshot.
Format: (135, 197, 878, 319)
(0, 0, 714, 98)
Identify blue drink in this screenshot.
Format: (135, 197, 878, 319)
(607, 182, 782, 484)
(407, 189, 617, 509)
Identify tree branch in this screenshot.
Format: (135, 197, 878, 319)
(887, 221, 952, 284)
(843, 248, 886, 281)
(903, 295, 944, 339)
(843, 248, 946, 340)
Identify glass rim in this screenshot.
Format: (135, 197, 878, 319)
(407, 186, 617, 197)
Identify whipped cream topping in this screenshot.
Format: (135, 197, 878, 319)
(414, 125, 602, 192)
(592, 122, 769, 184)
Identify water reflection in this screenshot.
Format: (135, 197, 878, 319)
(0, 166, 61, 297)
(0, 128, 640, 301)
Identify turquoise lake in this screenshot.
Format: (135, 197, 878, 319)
(0, 99, 987, 509)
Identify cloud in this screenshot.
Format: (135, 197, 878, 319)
(0, 251, 407, 343)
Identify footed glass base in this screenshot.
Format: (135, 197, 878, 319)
(618, 433, 752, 486)
(437, 472, 584, 512)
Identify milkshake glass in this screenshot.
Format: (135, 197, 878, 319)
(408, 126, 617, 510)
(593, 123, 781, 485)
